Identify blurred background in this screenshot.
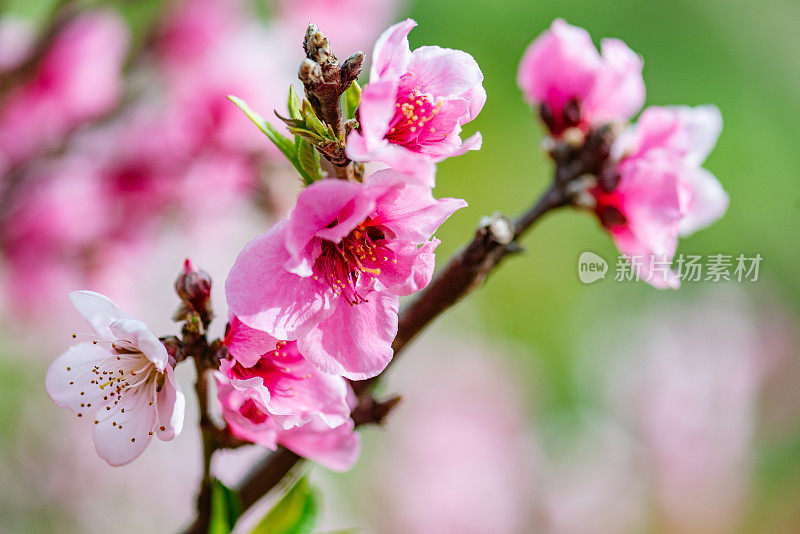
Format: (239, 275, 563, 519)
(1, 0, 799, 532)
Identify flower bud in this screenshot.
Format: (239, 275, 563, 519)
(174, 258, 212, 318)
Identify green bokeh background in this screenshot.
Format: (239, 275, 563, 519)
(1, 0, 799, 531)
(417, 0, 800, 390)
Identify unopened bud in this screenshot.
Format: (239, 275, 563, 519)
(340, 52, 364, 84)
(303, 24, 335, 66)
(175, 258, 212, 315)
(298, 58, 323, 85)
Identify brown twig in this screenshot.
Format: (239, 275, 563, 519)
(184, 355, 215, 534)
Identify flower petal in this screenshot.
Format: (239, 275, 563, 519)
(225, 315, 281, 368)
(278, 417, 360, 472)
(109, 318, 168, 371)
(93, 382, 157, 466)
(69, 290, 130, 340)
(679, 167, 728, 236)
(674, 104, 722, 167)
(226, 221, 335, 340)
(370, 18, 416, 81)
(215, 373, 279, 449)
(368, 169, 467, 241)
(407, 45, 485, 100)
(516, 18, 600, 109)
(298, 292, 399, 380)
(46, 342, 113, 414)
(346, 79, 398, 153)
(374, 239, 438, 296)
(265, 347, 351, 430)
(586, 38, 645, 123)
(155, 364, 185, 441)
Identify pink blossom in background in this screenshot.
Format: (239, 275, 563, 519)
(538, 419, 646, 534)
(347, 19, 486, 185)
(0, 11, 129, 165)
(517, 19, 644, 136)
(156, 0, 244, 63)
(46, 291, 185, 466)
(275, 0, 402, 57)
(596, 290, 772, 533)
(591, 105, 727, 288)
(366, 337, 535, 534)
(0, 91, 261, 319)
(226, 170, 466, 379)
(0, 155, 139, 317)
(157, 0, 295, 155)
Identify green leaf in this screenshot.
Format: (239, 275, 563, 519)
(209, 479, 243, 534)
(288, 86, 303, 121)
(228, 95, 313, 184)
(251, 477, 319, 534)
(302, 100, 328, 138)
(343, 81, 361, 121)
(297, 139, 323, 183)
(228, 95, 296, 159)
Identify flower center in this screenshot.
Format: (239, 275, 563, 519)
(239, 398, 268, 425)
(226, 341, 310, 394)
(591, 189, 628, 229)
(385, 81, 443, 149)
(68, 350, 159, 424)
(316, 221, 388, 305)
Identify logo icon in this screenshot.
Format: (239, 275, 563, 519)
(578, 251, 607, 284)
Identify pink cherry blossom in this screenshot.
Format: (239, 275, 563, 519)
(222, 316, 352, 430)
(214, 371, 360, 472)
(591, 105, 727, 288)
(517, 19, 644, 136)
(0, 11, 129, 165)
(226, 169, 466, 378)
(346, 19, 486, 185)
(46, 291, 185, 466)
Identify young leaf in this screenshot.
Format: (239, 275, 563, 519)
(227, 95, 296, 160)
(251, 477, 319, 534)
(288, 86, 303, 121)
(302, 100, 328, 138)
(343, 81, 361, 121)
(209, 479, 243, 534)
(227, 95, 314, 184)
(297, 139, 323, 183)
